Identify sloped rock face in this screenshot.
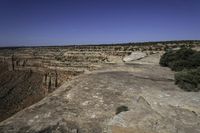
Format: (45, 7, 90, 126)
(0, 60, 83, 122)
(0, 53, 199, 133)
(123, 52, 147, 62)
(0, 63, 44, 122)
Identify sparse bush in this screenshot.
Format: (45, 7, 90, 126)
(116, 105, 129, 115)
(175, 68, 200, 92)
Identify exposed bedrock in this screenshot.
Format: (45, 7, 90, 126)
(0, 41, 199, 130)
(123, 51, 147, 62)
(0, 61, 199, 133)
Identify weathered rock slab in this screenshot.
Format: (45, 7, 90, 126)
(123, 52, 147, 62)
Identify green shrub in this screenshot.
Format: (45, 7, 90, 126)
(188, 51, 200, 67)
(116, 105, 129, 115)
(159, 48, 199, 71)
(168, 60, 193, 71)
(160, 47, 200, 92)
(159, 50, 175, 67)
(175, 68, 200, 92)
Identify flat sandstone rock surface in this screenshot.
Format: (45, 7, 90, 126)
(0, 54, 200, 133)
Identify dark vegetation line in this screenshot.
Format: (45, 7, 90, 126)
(159, 47, 200, 92)
(0, 40, 199, 49)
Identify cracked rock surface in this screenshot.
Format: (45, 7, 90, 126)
(0, 54, 200, 133)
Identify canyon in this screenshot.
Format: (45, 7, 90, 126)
(0, 41, 200, 133)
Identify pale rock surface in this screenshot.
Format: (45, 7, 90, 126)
(123, 52, 147, 62)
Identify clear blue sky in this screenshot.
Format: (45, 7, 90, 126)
(0, 0, 200, 46)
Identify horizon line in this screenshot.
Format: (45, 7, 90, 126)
(0, 39, 199, 48)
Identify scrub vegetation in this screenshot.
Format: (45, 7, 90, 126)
(160, 47, 200, 91)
